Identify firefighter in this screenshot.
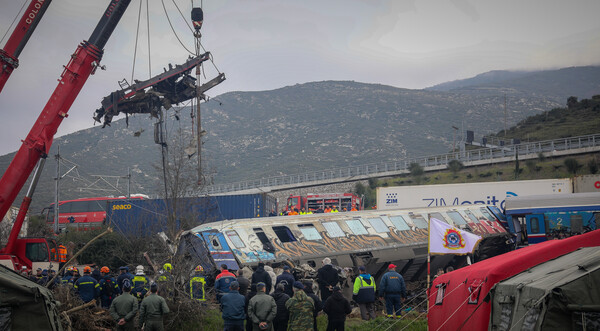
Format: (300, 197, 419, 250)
(57, 243, 68, 271)
(331, 206, 339, 213)
(156, 263, 174, 298)
(62, 267, 74, 285)
(99, 266, 120, 308)
(189, 265, 206, 302)
(131, 265, 150, 303)
(74, 266, 100, 303)
(117, 266, 134, 290)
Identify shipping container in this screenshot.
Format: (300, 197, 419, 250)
(573, 174, 600, 193)
(106, 193, 277, 237)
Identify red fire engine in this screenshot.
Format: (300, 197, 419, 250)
(285, 193, 363, 213)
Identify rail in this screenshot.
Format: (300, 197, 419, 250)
(204, 133, 600, 194)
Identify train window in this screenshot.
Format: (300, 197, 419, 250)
(345, 219, 368, 235)
(273, 226, 297, 243)
(430, 213, 447, 223)
(323, 222, 345, 238)
(479, 208, 495, 222)
(25, 242, 49, 262)
(464, 210, 480, 223)
(225, 230, 245, 248)
(88, 200, 108, 212)
(253, 228, 275, 253)
(298, 224, 322, 240)
(209, 235, 222, 250)
(409, 215, 428, 229)
(447, 211, 467, 226)
(389, 216, 410, 231)
(368, 217, 390, 233)
(59, 202, 72, 213)
(530, 217, 540, 233)
(69, 201, 90, 213)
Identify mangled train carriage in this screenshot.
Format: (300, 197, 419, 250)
(178, 204, 513, 282)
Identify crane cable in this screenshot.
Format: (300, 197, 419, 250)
(161, 0, 195, 55)
(130, 0, 143, 84)
(0, 0, 28, 45)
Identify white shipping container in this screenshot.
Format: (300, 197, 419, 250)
(573, 174, 600, 193)
(376, 178, 572, 211)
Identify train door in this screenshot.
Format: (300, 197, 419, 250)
(199, 231, 240, 271)
(525, 214, 546, 244)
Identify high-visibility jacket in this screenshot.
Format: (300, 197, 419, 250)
(331, 208, 339, 213)
(57, 245, 67, 263)
(353, 274, 376, 304)
(189, 275, 206, 301)
(131, 274, 150, 301)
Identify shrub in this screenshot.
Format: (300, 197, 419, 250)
(564, 158, 580, 175)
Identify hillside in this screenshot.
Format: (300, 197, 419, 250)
(1, 66, 599, 213)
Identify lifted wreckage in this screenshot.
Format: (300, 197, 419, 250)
(93, 53, 225, 127)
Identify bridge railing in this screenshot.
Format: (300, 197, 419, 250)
(204, 133, 600, 194)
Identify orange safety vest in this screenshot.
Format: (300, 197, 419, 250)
(58, 245, 67, 263)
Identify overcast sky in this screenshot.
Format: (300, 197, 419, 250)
(0, 0, 599, 156)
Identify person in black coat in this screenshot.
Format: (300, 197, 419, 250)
(317, 257, 340, 301)
(251, 263, 273, 294)
(323, 286, 352, 331)
(270, 283, 290, 331)
(245, 284, 258, 331)
(275, 266, 295, 297)
(303, 280, 323, 331)
(237, 269, 251, 296)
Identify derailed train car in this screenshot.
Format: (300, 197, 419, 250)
(178, 204, 513, 281)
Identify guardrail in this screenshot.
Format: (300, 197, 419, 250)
(204, 133, 600, 194)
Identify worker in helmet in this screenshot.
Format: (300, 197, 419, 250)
(62, 267, 74, 285)
(156, 263, 174, 299)
(69, 267, 81, 287)
(131, 265, 150, 304)
(99, 266, 120, 308)
(189, 265, 206, 302)
(74, 265, 100, 303)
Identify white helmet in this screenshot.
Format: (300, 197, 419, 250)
(135, 265, 144, 275)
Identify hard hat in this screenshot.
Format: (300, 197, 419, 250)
(195, 265, 204, 272)
(135, 265, 144, 275)
(163, 263, 173, 271)
(83, 266, 91, 273)
(101, 266, 110, 273)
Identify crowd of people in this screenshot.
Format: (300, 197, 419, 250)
(273, 204, 360, 217)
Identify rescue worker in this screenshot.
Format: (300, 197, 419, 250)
(251, 263, 272, 294)
(69, 267, 81, 286)
(323, 286, 352, 331)
(38, 269, 49, 285)
(47, 269, 60, 289)
(317, 257, 339, 302)
(31, 267, 42, 282)
(139, 282, 170, 331)
(248, 282, 277, 331)
(99, 266, 120, 309)
(215, 264, 237, 302)
(288, 208, 299, 216)
(74, 265, 100, 303)
(378, 263, 407, 319)
(156, 263, 174, 298)
(331, 206, 339, 213)
(110, 279, 138, 331)
(131, 265, 150, 303)
(221, 281, 246, 331)
(275, 265, 296, 297)
(285, 281, 315, 331)
(299, 208, 307, 215)
(61, 267, 74, 285)
(57, 243, 68, 271)
(353, 266, 376, 320)
(271, 283, 290, 331)
(189, 265, 206, 302)
(117, 266, 134, 290)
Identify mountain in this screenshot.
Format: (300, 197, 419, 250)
(1, 66, 599, 213)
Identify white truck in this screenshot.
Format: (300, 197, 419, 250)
(376, 178, 572, 211)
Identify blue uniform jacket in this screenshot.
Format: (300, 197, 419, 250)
(378, 271, 407, 298)
(220, 290, 246, 321)
(74, 274, 100, 302)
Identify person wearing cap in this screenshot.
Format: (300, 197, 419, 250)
(248, 282, 277, 331)
(189, 265, 206, 302)
(132, 265, 150, 304)
(323, 285, 352, 331)
(270, 283, 290, 331)
(317, 257, 339, 302)
(31, 267, 43, 283)
(139, 282, 170, 331)
(236, 269, 250, 296)
(117, 266, 134, 290)
(74, 265, 101, 303)
(353, 266, 376, 320)
(302, 280, 323, 331)
(378, 263, 407, 319)
(110, 279, 138, 331)
(285, 281, 314, 331)
(100, 266, 120, 309)
(216, 264, 238, 302)
(47, 269, 61, 289)
(38, 269, 49, 286)
(251, 263, 272, 294)
(221, 281, 246, 331)
(275, 266, 295, 297)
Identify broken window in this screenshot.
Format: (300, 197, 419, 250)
(209, 235, 222, 250)
(272, 226, 296, 243)
(253, 228, 275, 253)
(409, 214, 428, 229)
(298, 224, 322, 240)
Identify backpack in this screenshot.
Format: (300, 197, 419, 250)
(103, 278, 115, 297)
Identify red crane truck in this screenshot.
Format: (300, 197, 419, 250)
(0, 0, 132, 271)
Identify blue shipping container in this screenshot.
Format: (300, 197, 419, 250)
(106, 193, 277, 237)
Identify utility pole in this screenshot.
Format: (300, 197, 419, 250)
(504, 94, 507, 137)
(452, 126, 459, 154)
(53, 146, 60, 234)
(192, 7, 204, 185)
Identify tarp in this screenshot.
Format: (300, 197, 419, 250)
(489, 246, 600, 330)
(0, 265, 63, 330)
(428, 229, 600, 331)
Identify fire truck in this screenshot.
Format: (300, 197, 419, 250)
(0, 0, 132, 271)
(285, 193, 363, 213)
